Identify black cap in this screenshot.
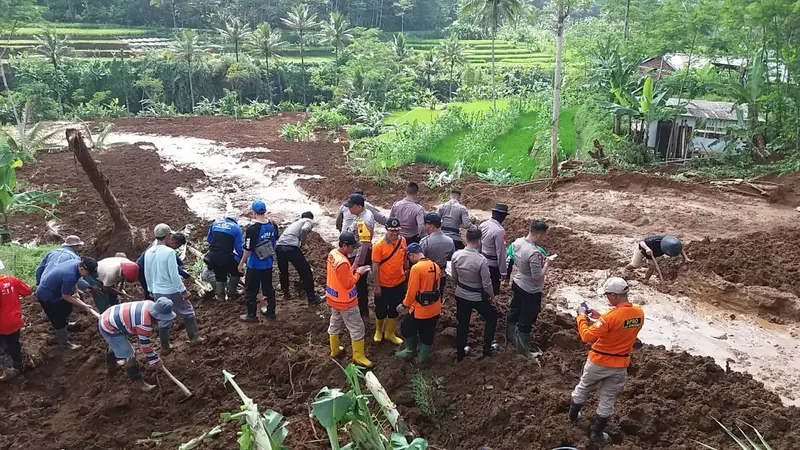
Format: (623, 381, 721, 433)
(386, 217, 402, 230)
(81, 257, 99, 275)
(352, 189, 364, 196)
(423, 212, 442, 227)
(339, 231, 361, 248)
(451, 188, 462, 195)
(492, 203, 510, 215)
(344, 193, 365, 207)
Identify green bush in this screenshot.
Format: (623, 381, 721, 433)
(309, 105, 349, 131)
(574, 99, 655, 167)
(347, 124, 374, 139)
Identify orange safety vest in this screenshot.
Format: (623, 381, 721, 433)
(403, 258, 442, 319)
(577, 302, 644, 368)
(325, 249, 360, 311)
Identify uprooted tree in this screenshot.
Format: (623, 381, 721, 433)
(66, 128, 131, 233)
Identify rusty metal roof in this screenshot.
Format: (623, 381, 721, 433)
(666, 98, 746, 121)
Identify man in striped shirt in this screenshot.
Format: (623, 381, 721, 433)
(99, 298, 176, 391)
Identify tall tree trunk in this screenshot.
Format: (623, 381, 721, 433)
(235, 41, 240, 62)
(172, 0, 178, 28)
(491, 26, 496, 109)
(449, 63, 454, 101)
(401, 14, 404, 32)
(266, 56, 273, 106)
(551, 18, 565, 178)
(300, 31, 307, 105)
(623, 0, 631, 40)
(1, 22, 20, 125)
(66, 129, 131, 232)
(188, 64, 195, 110)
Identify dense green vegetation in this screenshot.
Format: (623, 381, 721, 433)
(0, 0, 797, 186)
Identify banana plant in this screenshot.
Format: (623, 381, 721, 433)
(708, 53, 767, 158)
(0, 142, 65, 243)
(601, 76, 675, 145)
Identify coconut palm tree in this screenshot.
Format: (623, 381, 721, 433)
(392, 32, 411, 59)
(170, 29, 203, 110)
(249, 23, 288, 106)
(461, 0, 521, 109)
(281, 3, 320, 105)
(438, 33, 468, 101)
(0, 100, 60, 161)
(418, 48, 441, 89)
(318, 12, 354, 60)
(216, 16, 252, 62)
(33, 28, 73, 72)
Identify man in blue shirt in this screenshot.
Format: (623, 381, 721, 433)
(206, 210, 244, 302)
(137, 232, 191, 300)
(35, 235, 84, 284)
(238, 200, 279, 322)
(144, 224, 198, 354)
(35, 257, 98, 350)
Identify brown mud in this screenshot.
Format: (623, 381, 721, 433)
(2, 116, 799, 450)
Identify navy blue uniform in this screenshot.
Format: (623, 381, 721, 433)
(243, 221, 280, 317)
(206, 218, 244, 283)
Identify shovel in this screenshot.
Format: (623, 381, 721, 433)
(89, 309, 193, 399)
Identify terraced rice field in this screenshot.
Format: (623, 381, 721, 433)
(408, 39, 554, 66)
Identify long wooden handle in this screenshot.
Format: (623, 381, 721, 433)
(161, 366, 192, 397)
(88, 308, 191, 396)
(650, 253, 664, 282)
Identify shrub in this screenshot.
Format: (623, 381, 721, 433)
(309, 105, 348, 131)
(278, 101, 306, 112)
(347, 124, 374, 140)
(280, 121, 313, 142)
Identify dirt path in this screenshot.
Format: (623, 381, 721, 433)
(3, 116, 800, 450)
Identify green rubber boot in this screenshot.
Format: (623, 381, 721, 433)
(395, 336, 418, 360)
(417, 344, 433, 363)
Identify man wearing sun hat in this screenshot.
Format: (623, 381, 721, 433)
(99, 297, 176, 391)
(35, 257, 99, 350)
(35, 235, 84, 284)
(478, 203, 510, 295)
(569, 277, 645, 443)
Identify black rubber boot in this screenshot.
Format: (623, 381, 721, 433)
(505, 322, 517, 345)
(590, 415, 610, 442)
(514, 330, 536, 359)
(105, 351, 118, 374)
(125, 362, 155, 392)
(568, 401, 583, 424)
(159, 327, 172, 356)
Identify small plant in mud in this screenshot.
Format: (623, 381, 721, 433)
(312, 363, 429, 450)
(410, 371, 442, 418)
(280, 121, 314, 142)
(696, 419, 773, 450)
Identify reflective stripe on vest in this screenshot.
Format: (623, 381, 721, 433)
(325, 285, 358, 300)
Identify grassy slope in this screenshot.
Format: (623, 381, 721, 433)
(384, 99, 509, 126)
(0, 244, 59, 286)
(416, 104, 579, 180)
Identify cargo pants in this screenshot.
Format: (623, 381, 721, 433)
(571, 359, 628, 418)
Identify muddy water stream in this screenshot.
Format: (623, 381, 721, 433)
(109, 133, 799, 405)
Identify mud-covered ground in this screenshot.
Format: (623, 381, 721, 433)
(2, 115, 800, 450)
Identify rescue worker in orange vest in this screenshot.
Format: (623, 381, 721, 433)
(569, 277, 645, 443)
(326, 231, 372, 367)
(395, 243, 441, 363)
(371, 217, 407, 345)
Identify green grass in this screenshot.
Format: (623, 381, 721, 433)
(0, 244, 59, 286)
(384, 99, 510, 126)
(416, 129, 469, 166)
(559, 106, 578, 157)
(1, 22, 170, 39)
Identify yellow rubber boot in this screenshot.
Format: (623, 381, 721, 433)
(383, 318, 404, 345)
(373, 319, 385, 343)
(352, 339, 373, 368)
(329, 335, 345, 358)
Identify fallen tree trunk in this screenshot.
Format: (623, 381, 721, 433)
(66, 128, 131, 232)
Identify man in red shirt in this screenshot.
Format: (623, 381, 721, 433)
(0, 262, 32, 381)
